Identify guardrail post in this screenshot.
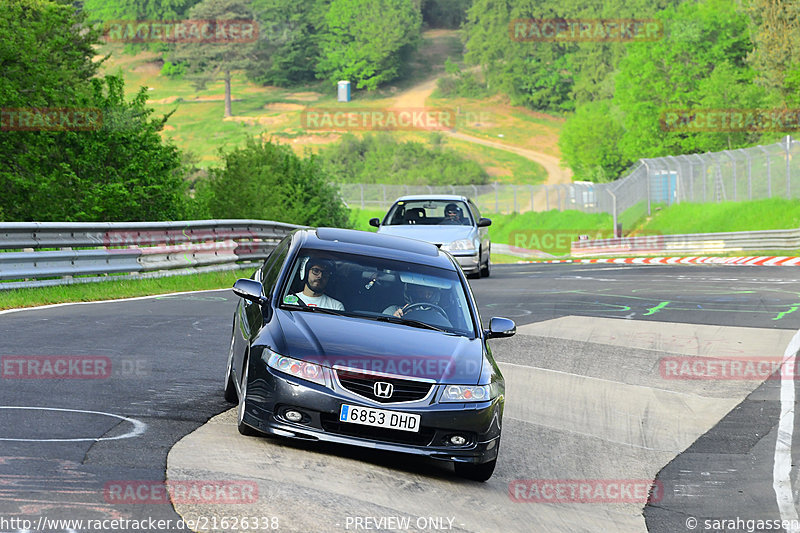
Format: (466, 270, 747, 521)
(494, 183, 498, 212)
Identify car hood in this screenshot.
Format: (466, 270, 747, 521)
(376, 225, 475, 246)
(267, 309, 484, 384)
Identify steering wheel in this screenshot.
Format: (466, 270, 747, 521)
(403, 302, 449, 322)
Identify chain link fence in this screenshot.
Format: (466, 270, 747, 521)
(336, 135, 800, 232)
(335, 182, 600, 215)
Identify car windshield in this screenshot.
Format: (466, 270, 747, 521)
(383, 199, 473, 226)
(278, 249, 476, 337)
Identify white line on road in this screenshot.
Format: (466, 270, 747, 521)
(775, 329, 800, 531)
(0, 406, 146, 442)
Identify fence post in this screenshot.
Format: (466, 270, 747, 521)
(513, 185, 517, 213)
(723, 151, 737, 201)
(785, 135, 792, 198)
(643, 160, 652, 216)
(666, 155, 681, 204)
(759, 146, 772, 197)
(530, 186, 534, 213)
(736, 149, 752, 199)
(608, 189, 618, 237)
(360, 184, 364, 208)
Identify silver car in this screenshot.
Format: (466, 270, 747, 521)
(370, 195, 492, 278)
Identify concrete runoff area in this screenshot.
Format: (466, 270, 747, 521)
(167, 316, 793, 532)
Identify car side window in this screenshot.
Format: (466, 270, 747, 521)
(260, 236, 290, 296)
(468, 200, 481, 223)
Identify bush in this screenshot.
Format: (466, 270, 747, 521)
(436, 58, 489, 98)
(200, 139, 350, 228)
(318, 132, 489, 185)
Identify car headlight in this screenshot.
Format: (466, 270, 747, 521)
(266, 351, 325, 386)
(440, 384, 497, 402)
(442, 239, 476, 252)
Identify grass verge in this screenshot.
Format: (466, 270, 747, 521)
(0, 269, 250, 311)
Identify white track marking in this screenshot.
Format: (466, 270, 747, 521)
(775, 329, 800, 531)
(0, 406, 146, 442)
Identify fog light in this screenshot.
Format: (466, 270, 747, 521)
(285, 410, 303, 422)
(449, 435, 467, 446)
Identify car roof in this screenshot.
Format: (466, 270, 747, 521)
(392, 195, 470, 202)
(294, 228, 456, 270)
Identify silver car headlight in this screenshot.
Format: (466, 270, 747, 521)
(442, 239, 476, 253)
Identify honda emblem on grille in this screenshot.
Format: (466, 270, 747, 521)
(373, 381, 394, 399)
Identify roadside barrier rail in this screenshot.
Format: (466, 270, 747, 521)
(0, 220, 302, 289)
(571, 227, 800, 257)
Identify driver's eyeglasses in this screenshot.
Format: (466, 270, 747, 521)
(309, 267, 330, 277)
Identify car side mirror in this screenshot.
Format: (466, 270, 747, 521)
(233, 278, 266, 304)
(485, 317, 515, 339)
(369, 218, 381, 228)
(478, 217, 492, 227)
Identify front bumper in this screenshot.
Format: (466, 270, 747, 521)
(241, 364, 503, 464)
(452, 252, 480, 274)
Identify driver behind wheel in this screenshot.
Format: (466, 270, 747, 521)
(383, 282, 441, 318)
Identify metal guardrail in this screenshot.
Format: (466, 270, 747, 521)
(0, 220, 302, 289)
(571, 228, 800, 257)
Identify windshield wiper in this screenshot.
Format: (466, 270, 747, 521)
(281, 303, 349, 317)
(374, 314, 446, 332)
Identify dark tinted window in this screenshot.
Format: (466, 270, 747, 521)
(260, 236, 291, 295)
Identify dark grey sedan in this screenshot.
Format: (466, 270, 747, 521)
(225, 228, 515, 480)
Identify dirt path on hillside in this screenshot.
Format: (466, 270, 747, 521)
(391, 74, 572, 211)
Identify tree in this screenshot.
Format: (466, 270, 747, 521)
(558, 100, 627, 182)
(1, 76, 188, 221)
(168, 0, 259, 117)
(0, 0, 100, 109)
(81, 0, 202, 21)
(462, 0, 682, 111)
(746, 0, 800, 106)
(247, 0, 329, 86)
(200, 140, 350, 228)
(0, 0, 189, 221)
(316, 0, 422, 91)
(614, 0, 767, 162)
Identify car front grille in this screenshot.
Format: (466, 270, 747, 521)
(320, 414, 436, 446)
(335, 369, 433, 404)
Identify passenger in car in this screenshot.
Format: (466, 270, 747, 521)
(294, 256, 345, 310)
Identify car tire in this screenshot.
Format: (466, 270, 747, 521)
(481, 251, 491, 278)
(454, 458, 497, 482)
(237, 354, 260, 437)
(224, 336, 238, 403)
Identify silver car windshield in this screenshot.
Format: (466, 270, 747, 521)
(279, 249, 477, 338)
(383, 200, 473, 226)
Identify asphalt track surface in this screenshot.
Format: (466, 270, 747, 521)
(1, 263, 800, 532)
